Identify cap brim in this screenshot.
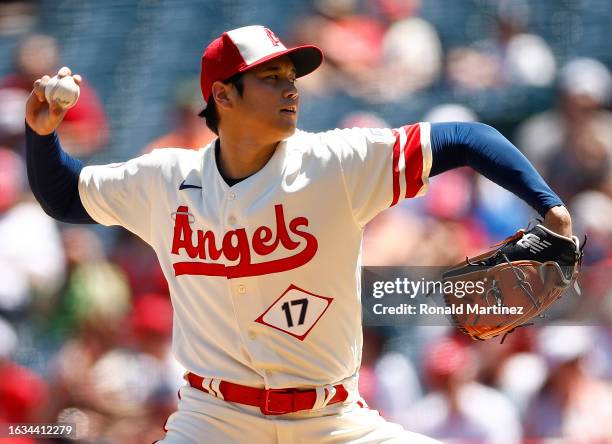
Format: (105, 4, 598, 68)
(237, 45, 323, 78)
(287, 45, 324, 78)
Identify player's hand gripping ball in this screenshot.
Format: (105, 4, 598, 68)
(45, 75, 80, 109)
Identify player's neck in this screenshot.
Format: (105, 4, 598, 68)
(216, 132, 280, 180)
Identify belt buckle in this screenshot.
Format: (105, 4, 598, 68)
(261, 388, 295, 415)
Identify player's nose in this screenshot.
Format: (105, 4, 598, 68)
(283, 83, 298, 101)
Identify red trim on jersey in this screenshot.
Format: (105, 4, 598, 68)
(390, 129, 401, 207)
(403, 124, 424, 198)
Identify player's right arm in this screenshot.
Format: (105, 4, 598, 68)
(25, 66, 95, 224)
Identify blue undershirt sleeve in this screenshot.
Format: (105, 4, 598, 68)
(429, 122, 563, 217)
(25, 122, 95, 224)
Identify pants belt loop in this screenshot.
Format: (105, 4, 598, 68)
(312, 384, 337, 410)
(210, 378, 224, 400)
(201, 377, 212, 395)
(202, 377, 222, 398)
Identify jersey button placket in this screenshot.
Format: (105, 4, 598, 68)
(226, 191, 237, 226)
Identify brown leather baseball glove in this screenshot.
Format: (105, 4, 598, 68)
(442, 224, 584, 342)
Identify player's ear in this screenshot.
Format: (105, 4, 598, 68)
(211, 81, 232, 110)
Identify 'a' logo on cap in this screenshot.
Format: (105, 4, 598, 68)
(265, 28, 281, 46)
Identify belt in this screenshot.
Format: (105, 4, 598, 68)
(186, 372, 349, 415)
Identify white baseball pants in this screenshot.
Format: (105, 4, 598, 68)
(155, 385, 441, 444)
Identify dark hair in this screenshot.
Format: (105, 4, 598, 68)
(198, 72, 245, 135)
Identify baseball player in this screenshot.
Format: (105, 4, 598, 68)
(25, 25, 573, 443)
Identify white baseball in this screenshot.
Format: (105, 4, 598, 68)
(45, 75, 80, 109)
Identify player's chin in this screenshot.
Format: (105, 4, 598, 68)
(274, 116, 297, 137)
(278, 110, 297, 124)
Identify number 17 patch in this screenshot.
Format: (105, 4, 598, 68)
(255, 284, 333, 341)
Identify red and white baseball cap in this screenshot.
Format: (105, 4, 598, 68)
(200, 25, 323, 104)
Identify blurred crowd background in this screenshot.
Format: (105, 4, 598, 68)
(0, 0, 611, 443)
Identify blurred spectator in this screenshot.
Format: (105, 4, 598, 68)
(60, 226, 106, 271)
(424, 169, 473, 221)
(570, 191, 612, 263)
(373, 0, 442, 101)
(374, 347, 422, 422)
(0, 87, 28, 150)
(515, 58, 612, 200)
(497, 351, 548, 414)
(45, 291, 180, 443)
(420, 218, 487, 266)
(126, 293, 182, 396)
(421, 166, 492, 261)
(545, 118, 611, 202)
(591, 327, 612, 381)
(290, 0, 386, 99)
(0, 148, 65, 314)
(111, 230, 169, 296)
(0, 0, 37, 36)
(47, 258, 129, 340)
(423, 103, 477, 124)
(340, 110, 389, 129)
(400, 336, 522, 443)
(516, 58, 612, 168)
(468, 329, 549, 423)
(315, 0, 386, 73)
(0, 33, 108, 156)
(447, 0, 555, 90)
(524, 326, 612, 440)
(43, 226, 107, 335)
(363, 207, 425, 266)
(143, 78, 215, 153)
(471, 328, 536, 389)
(446, 46, 500, 90)
(78, 293, 181, 443)
(474, 172, 531, 240)
(0, 317, 48, 422)
(44, 261, 132, 434)
(0, 147, 23, 213)
(359, 328, 422, 420)
(291, 0, 441, 102)
(0, 317, 17, 360)
(0, 360, 49, 422)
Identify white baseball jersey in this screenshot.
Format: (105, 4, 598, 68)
(78, 123, 432, 389)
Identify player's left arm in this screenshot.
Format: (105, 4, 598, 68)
(429, 122, 572, 237)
